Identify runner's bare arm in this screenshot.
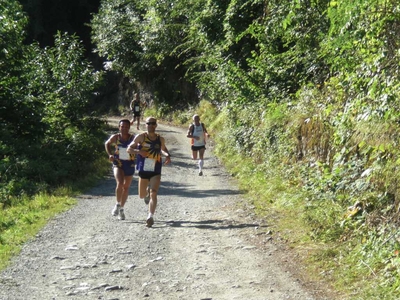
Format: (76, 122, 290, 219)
(187, 124, 200, 140)
(127, 133, 146, 156)
(161, 137, 171, 165)
(186, 125, 194, 138)
(105, 134, 118, 161)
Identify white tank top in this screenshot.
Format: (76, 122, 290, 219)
(192, 123, 205, 147)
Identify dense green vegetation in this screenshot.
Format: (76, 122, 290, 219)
(0, 0, 111, 268)
(91, 0, 400, 298)
(1, 0, 105, 201)
(2, 0, 400, 298)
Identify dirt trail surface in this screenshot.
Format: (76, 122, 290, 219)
(0, 118, 331, 300)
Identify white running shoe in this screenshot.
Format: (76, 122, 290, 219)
(119, 209, 125, 220)
(144, 187, 150, 205)
(112, 204, 120, 216)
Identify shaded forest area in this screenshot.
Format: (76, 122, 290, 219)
(20, 0, 99, 57)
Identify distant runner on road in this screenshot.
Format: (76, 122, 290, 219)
(129, 92, 144, 130)
(187, 114, 210, 176)
(127, 117, 171, 227)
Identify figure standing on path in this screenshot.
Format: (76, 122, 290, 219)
(130, 92, 143, 130)
(127, 117, 171, 227)
(187, 114, 210, 176)
(105, 119, 136, 220)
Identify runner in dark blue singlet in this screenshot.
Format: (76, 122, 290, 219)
(105, 119, 136, 220)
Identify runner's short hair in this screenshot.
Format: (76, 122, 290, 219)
(119, 119, 131, 126)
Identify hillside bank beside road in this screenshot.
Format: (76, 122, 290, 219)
(0, 118, 333, 299)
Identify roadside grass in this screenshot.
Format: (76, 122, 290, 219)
(0, 192, 76, 270)
(216, 148, 400, 298)
(0, 159, 110, 271)
(215, 148, 350, 294)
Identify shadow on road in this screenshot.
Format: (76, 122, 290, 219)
(83, 176, 243, 199)
(162, 219, 266, 230)
(159, 181, 243, 198)
(119, 219, 267, 231)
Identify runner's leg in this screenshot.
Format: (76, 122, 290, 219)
(120, 175, 133, 207)
(139, 177, 150, 198)
(114, 167, 125, 204)
(192, 150, 198, 160)
(148, 175, 161, 215)
(198, 148, 205, 172)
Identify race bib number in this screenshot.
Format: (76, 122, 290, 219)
(143, 158, 156, 171)
(118, 147, 129, 160)
(134, 106, 140, 112)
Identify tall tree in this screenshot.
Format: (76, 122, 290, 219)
(91, 0, 198, 106)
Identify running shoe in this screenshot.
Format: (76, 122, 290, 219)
(112, 204, 120, 216)
(146, 217, 154, 227)
(119, 209, 125, 220)
(199, 171, 203, 176)
(144, 187, 150, 205)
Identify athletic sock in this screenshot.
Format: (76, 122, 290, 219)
(199, 159, 204, 171)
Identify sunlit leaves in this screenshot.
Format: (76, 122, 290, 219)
(91, 0, 197, 103)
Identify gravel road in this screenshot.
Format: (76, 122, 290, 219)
(0, 118, 331, 300)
